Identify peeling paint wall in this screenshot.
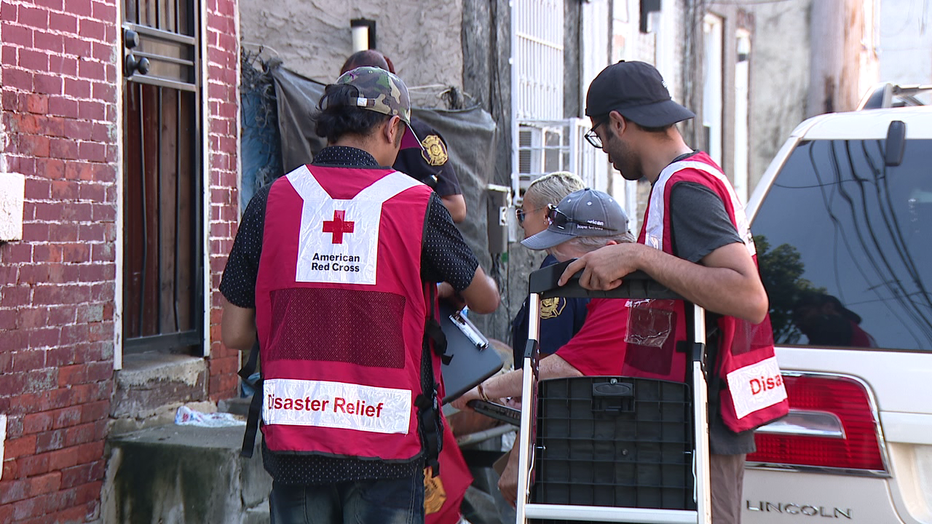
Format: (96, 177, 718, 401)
(809, 0, 873, 116)
(745, 0, 813, 194)
(240, 0, 464, 93)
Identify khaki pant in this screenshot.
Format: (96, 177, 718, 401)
(710, 453, 746, 524)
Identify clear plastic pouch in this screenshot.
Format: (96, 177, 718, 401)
(625, 299, 676, 348)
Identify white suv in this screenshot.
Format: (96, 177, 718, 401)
(742, 84, 932, 523)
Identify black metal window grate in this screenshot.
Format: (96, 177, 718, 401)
(122, 0, 203, 354)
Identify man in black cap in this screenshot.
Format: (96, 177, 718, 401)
(561, 61, 788, 523)
(340, 50, 467, 223)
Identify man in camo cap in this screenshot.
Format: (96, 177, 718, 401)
(340, 50, 468, 222)
(221, 57, 500, 524)
(318, 65, 421, 151)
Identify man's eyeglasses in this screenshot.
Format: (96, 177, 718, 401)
(584, 118, 608, 148)
(548, 204, 617, 231)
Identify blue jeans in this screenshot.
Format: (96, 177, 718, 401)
(269, 473, 425, 524)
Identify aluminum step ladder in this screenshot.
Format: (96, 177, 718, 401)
(515, 262, 711, 524)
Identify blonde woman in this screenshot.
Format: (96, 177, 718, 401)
(509, 171, 589, 366)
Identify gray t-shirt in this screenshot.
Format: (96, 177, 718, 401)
(669, 179, 756, 456)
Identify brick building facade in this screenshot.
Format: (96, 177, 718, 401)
(0, 0, 240, 520)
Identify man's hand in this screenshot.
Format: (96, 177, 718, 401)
(437, 282, 467, 311)
(498, 445, 521, 507)
(450, 385, 482, 412)
(559, 243, 644, 290)
(562, 241, 769, 323)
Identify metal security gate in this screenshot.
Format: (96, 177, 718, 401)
(511, 0, 565, 202)
(121, 0, 203, 354)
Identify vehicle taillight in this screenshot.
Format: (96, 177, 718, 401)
(747, 374, 886, 472)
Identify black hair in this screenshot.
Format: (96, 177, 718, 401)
(315, 84, 390, 143)
(596, 112, 673, 134)
(794, 291, 863, 324)
(631, 121, 674, 134)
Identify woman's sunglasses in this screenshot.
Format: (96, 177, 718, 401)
(547, 204, 617, 231)
(515, 206, 545, 225)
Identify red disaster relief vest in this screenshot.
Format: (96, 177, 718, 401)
(635, 152, 789, 432)
(254, 164, 438, 461)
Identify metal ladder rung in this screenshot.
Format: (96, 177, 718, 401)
(524, 504, 699, 524)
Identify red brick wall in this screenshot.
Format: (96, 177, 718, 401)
(0, 0, 240, 520)
(0, 0, 119, 519)
(204, 0, 240, 402)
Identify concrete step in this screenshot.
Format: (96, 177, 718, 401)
(103, 423, 271, 524)
(110, 353, 211, 435)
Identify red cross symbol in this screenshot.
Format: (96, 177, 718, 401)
(322, 210, 355, 244)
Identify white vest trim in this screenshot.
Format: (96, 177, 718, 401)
(725, 356, 788, 419)
(644, 160, 756, 257)
(287, 166, 420, 285)
(263, 378, 412, 434)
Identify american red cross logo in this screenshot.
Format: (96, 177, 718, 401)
(322, 210, 355, 244)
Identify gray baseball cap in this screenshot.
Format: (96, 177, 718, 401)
(521, 188, 629, 250)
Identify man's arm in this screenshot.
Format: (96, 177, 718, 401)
(450, 354, 582, 411)
(441, 194, 467, 223)
(422, 194, 499, 312)
(560, 242, 768, 323)
(458, 266, 500, 314)
(221, 298, 257, 351)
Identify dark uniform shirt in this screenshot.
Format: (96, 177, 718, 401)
(393, 119, 462, 198)
(220, 145, 479, 484)
(667, 151, 756, 455)
(510, 254, 590, 366)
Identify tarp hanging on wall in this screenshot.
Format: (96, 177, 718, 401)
(269, 63, 498, 265)
(240, 55, 284, 209)
(269, 66, 327, 173)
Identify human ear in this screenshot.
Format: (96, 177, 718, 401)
(609, 111, 626, 134)
(385, 116, 403, 146)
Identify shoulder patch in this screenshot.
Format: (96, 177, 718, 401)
(540, 297, 566, 319)
(421, 135, 448, 166)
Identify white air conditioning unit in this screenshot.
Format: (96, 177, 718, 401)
(513, 118, 608, 204)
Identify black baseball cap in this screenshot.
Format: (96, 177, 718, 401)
(585, 61, 695, 127)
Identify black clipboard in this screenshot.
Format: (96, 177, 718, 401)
(467, 399, 521, 426)
(439, 302, 504, 404)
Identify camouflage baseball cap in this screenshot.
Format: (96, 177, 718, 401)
(320, 66, 422, 149)
(322, 66, 414, 127)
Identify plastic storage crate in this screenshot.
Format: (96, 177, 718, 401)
(517, 263, 712, 524)
(530, 376, 695, 520)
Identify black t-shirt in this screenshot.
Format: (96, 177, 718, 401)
(668, 168, 757, 456)
(220, 145, 479, 484)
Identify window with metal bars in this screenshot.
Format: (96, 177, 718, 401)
(514, 119, 607, 203)
(121, 0, 203, 354)
(512, 0, 571, 202)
